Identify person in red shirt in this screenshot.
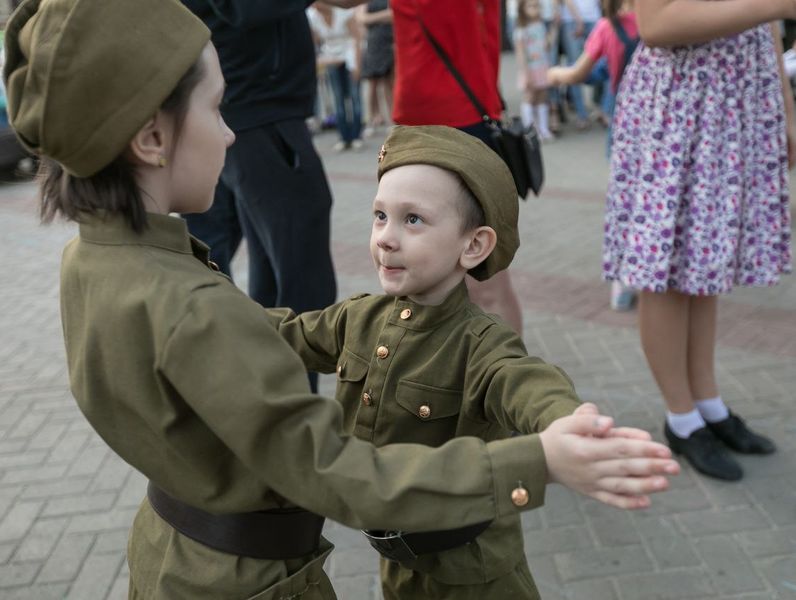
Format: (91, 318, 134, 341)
(390, 0, 525, 334)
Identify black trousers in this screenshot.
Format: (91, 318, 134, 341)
(184, 118, 337, 391)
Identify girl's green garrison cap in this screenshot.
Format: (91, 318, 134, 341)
(3, 0, 210, 177)
(377, 125, 520, 281)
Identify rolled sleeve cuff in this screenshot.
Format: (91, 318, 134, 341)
(486, 434, 547, 517)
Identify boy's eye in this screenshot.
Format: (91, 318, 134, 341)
(406, 214, 422, 225)
(374, 210, 386, 221)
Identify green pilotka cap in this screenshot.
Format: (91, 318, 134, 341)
(3, 0, 210, 178)
(377, 125, 520, 281)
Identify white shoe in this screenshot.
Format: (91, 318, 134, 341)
(332, 141, 349, 152)
(350, 139, 365, 151)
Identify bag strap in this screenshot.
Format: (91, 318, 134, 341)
(415, 11, 494, 124)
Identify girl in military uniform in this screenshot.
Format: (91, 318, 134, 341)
(4, 0, 679, 598)
(270, 125, 681, 599)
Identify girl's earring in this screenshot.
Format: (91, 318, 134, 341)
(158, 155, 167, 168)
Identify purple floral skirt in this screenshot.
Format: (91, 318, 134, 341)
(603, 25, 792, 295)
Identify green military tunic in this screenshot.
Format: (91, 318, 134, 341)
(60, 213, 551, 599)
(269, 282, 582, 599)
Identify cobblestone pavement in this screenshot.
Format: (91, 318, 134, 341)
(1, 65, 795, 600)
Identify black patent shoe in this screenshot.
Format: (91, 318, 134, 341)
(707, 413, 777, 454)
(664, 424, 743, 481)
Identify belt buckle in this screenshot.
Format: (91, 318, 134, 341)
(362, 530, 417, 563)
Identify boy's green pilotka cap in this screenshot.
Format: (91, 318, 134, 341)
(377, 125, 519, 281)
(3, 0, 210, 178)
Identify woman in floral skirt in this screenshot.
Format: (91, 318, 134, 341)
(604, 0, 795, 480)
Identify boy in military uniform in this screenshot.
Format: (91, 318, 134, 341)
(270, 125, 679, 599)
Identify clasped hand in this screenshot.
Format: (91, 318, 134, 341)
(539, 403, 680, 510)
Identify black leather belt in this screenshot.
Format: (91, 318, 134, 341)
(147, 482, 325, 559)
(363, 520, 492, 563)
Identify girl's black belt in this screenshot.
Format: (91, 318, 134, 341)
(146, 482, 325, 559)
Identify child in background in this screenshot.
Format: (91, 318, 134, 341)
(548, 0, 638, 311)
(514, 0, 555, 140)
(270, 125, 680, 600)
(604, 0, 793, 481)
(308, 3, 364, 151)
(356, 0, 395, 138)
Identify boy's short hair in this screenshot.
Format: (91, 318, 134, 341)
(377, 125, 519, 281)
(454, 175, 487, 233)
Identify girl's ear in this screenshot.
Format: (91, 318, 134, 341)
(460, 226, 497, 271)
(127, 112, 170, 168)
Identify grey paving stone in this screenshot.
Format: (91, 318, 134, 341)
(106, 576, 129, 600)
(1, 464, 68, 486)
(563, 578, 620, 600)
(524, 525, 585, 557)
(0, 451, 47, 470)
(0, 562, 40, 588)
(66, 552, 124, 600)
(527, 555, 562, 598)
(331, 574, 381, 600)
(64, 508, 138, 536)
(0, 501, 42, 543)
(540, 485, 583, 528)
(0, 541, 15, 564)
(42, 491, 117, 519)
(736, 526, 796, 559)
(694, 535, 765, 595)
(755, 555, 796, 599)
(615, 569, 715, 600)
(65, 444, 108, 477)
(0, 583, 70, 599)
(677, 506, 770, 537)
(633, 515, 700, 570)
(26, 422, 68, 451)
(554, 544, 653, 582)
(13, 517, 67, 562)
(20, 478, 92, 501)
(583, 501, 642, 547)
(36, 532, 94, 584)
(93, 530, 129, 555)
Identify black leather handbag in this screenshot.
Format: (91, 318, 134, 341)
(418, 20, 544, 198)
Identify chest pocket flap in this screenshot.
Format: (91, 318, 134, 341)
(337, 349, 369, 383)
(396, 380, 463, 421)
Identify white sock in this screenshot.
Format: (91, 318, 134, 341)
(695, 396, 730, 423)
(535, 104, 550, 135)
(521, 102, 534, 128)
(666, 409, 706, 438)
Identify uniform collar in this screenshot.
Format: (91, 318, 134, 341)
(388, 282, 470, 331)
(78, 212, 212, 266)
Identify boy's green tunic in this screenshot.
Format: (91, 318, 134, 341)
(60, 214, 554, 599)
(270, 282, 581, 595)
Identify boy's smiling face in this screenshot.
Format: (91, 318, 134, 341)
(370, 164, 478, 305)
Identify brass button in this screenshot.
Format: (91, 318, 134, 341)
(376, 345, 389, 359)
(511, 486, 529, 507)
(418, 405, 431, 419)
(336, 364, 342, 376)
(400, 308, 412, 320)
(362, 392, 373, 406)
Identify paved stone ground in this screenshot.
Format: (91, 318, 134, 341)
(1, 60, 796, 599)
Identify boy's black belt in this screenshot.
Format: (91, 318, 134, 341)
(362, 520, 492, 563)
(147, 482, 325, 559)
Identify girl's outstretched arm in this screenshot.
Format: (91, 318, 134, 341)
(637, 0, 796, 47)
(548, 51, 595, 86)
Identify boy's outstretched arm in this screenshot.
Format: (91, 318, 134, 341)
(539, 407, 680, 510)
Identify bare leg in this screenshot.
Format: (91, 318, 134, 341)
(638, 290, 694, 413)
(466, 270, 523, 334)
(383, 72, 394, 120)
(687, 295, 719, 401)
(367, 79, 380, 129)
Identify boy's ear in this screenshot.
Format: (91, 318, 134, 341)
(127, 111, 170, 167)
(460, 226, 497, 271)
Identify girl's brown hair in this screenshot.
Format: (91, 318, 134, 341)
(602, 0, 625, 19)
(516, 0, 541, 28)
(38, 58, 205, 233)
